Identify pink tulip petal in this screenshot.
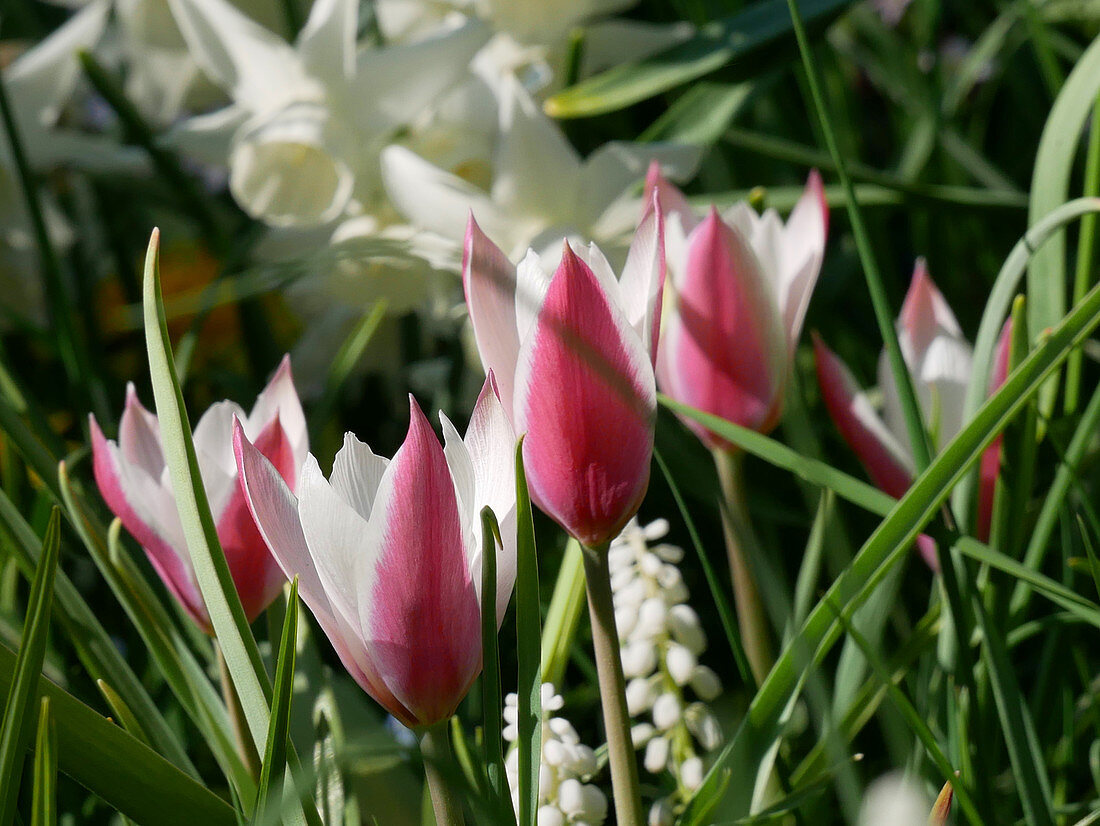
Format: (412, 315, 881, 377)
(218, 415, 292, 622)
(118, 384, 166, 478)
(813, 335, 913, 499)
(516, 244, 655, 546)
(618, 192, 665, 364)
(644, 160, 697, 235)
(91, 414, 209, 630)
(899, 259, 964, 357)
(779, 169, 828, 349)
(463, 215, 522, 423)
(976, 319, 1013, 542)
(248, 354, 308, 471)
(233, 423, 414, 724)
(671, 210, 787, 444)
(364, 398, 482, 726)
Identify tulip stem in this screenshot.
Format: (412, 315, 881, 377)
(215, 643, 262, 782)
(581, 542, 645, 826)
(713, 449, 774, 686)
(419, 721, 465, 826)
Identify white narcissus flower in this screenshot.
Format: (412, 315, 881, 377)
(857, 773, 932, 826)
(167, 0, 487, 227)
(382, 76, 699, 267)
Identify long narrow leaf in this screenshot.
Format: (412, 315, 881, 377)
(479, 507, 514, 825)
(254, 580, 299, 826)
(31, 697, 55, 826)
(0, 508, 61, 825)
(514, 439, 541, 826)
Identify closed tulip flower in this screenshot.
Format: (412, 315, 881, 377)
(646, 165, 828, 447)
(90, 356, 307, 631)
(461, 202, 663, 548)
(814, 261, 1011, 553)
(234, 375, 516, 729)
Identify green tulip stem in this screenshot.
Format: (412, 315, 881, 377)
(419, 720, 465, 826)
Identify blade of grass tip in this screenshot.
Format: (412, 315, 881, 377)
(0, 63, 103, 420)
(96, 680, 152, 748)
(314, 300, 389, 443)
(254, 579, 299, 826)
(141, 229, 273, 737)
(479, 507, 515, 826)
(539, 538, 585, 690)
(0, 508, 60, 825)
(514, 438, 541, 826)
(824, 598, 982, 825)
(1064, 93, 1100, 415)
(31, 697, 56, 826)
(653, 447, 754, 689)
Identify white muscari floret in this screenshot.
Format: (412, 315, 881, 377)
(504, 684, 607, 825)
(611, 517, 724, 822)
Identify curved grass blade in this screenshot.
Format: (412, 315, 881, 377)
(95, 680, 152, 749)
(544, 0, 854, 118)
(479, 507, 515, 825)
(31, 697, 55, 826)
(254, 580, 299, 826)
(682, 267, 1100, 822)
(0, 508, 60, 825)
(514, 439, 541, 826)
(0, 642, 237, 825)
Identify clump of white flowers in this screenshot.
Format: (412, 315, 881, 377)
(610, 518, 723, 826)
(503, 683, 608, 826)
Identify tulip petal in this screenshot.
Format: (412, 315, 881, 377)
(362, 398, 482, 725)
(91, 415, 207, 629)
(192, 402, 249, 518)
(216, 417, 290, 621)
(248, 354, 308, 473)
(644, 162, 697, 237)
(813, 336, 914, 499)
(329, 433, 389, 521)
(234, 424, 412, 722)
(669, 211, 787, 440)
(777, 169, 828, 349)
(515, 245, 655, 546)
(578, 142, 700, 230)
(616, 194, 665, 364)
(118, 383, 166, 480)
(976, 319, 1013, 542)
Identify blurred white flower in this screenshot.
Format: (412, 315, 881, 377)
(167, 0, 487, 227)
(504, 684, 607, 825)
(381, 76, 699, 266)
(610, 518, 723, 824)
(857, 773, 932, 826)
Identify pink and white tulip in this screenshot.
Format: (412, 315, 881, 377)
(647, 166, 828, 448)
(814, 262, 1011, 551)
(461, 202, 664, 548)
(234, 376, 516, 728)
(89, 356, 307, 631)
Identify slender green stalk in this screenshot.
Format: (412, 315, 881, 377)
(419, 721, 465, 826)
(712, 449, 774, 686)
(580, 543, 643, 826)
(216, 644, 262, 782)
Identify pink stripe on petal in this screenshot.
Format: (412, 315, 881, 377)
(644, 161, 697, 235)
(519, 245, 655, 546)
(91, 414, 209, 631)
(813, 336, 913, 500)
(976, 319, 1013, 542)
(673, 210, 784, 444)
(218, 416, 292, 622)
(367, 398, 482, 727)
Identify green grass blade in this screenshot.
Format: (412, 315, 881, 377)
(95, 680, 152, 748)
(0, 642, 238, 825)
(539, 539, 585, 690)
(544, 0, 854, 118)
(141, 229, 273, 740)
(639, 80, 758, 145)
(514, 439, 541, 826)
(31, 697, 55, 826)
(683, 267, 1100, 821)
(659, 395, 895, 516)
(0, 488, 197, 779)
(0, 508, 60, 825)
(254, 580, 299, 826)
(479, 507, 514, 825)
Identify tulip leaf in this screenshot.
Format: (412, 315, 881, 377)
(544, 0, 855, 118)
(514, 439, 541, 826)
(0, 641, 238, 825)
(682, 260, 1100, 822)
(31, 697, 55, 826)
(659, 395, 896, 517)
(94, 680, 152, 749)
(254, 580, 299, 826)
(0, 508, 60, 825)
(0, 488, 197, 780)
(479, 507, 514, 825)
(539, 539, 585, 691)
